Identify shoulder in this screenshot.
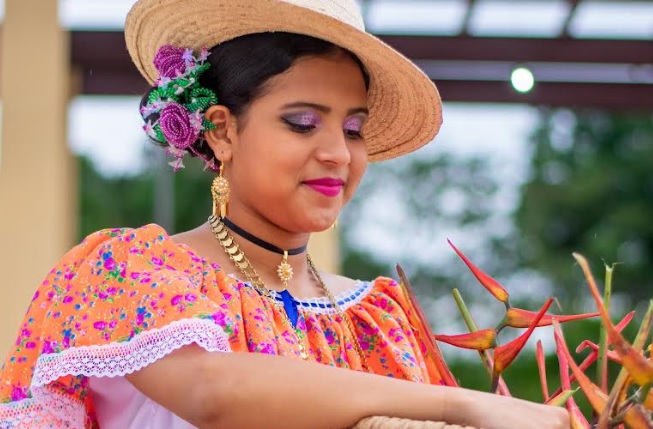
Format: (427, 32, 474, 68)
(317, 271, 360, 295)
(79, 223, 169, 248)
(60, 224, 198, 273)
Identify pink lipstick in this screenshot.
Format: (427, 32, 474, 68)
(303, 178, 344, 197)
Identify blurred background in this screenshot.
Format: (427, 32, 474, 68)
(1, 0, 652, 412)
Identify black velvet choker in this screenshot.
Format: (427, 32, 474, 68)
(220, 217, 307, 256)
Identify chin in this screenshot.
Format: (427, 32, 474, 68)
(311, 223, 334, 233)
(304, 216, 338, 233)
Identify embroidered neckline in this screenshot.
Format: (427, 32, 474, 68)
(226, 276, 374, 314)
(270, 280, 373, 310)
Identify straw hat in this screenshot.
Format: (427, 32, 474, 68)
(125, 0, 442, 162)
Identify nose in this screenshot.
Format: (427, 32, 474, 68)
(315, 127, 351, 165)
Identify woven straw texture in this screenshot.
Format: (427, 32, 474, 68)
(125, 0, 442, 162)
(353, 417, 478, 429)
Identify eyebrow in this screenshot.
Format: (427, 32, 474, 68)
(281, 102, 369, 116)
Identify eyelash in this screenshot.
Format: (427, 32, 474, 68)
(283, 119, 363, 139)
(345, 129, 363, 139)
(283, 118, 315, 134)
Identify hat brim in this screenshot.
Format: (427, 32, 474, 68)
(125, 0, 442, 162)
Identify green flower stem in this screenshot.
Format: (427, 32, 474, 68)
(597, 264, 614, 391)
(453, 288, 479, 331)
(453, 288, 509, 395)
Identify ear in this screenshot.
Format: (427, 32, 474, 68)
(204, 105, 238, 163)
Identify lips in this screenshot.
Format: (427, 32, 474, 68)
(303, 177, 345, 197)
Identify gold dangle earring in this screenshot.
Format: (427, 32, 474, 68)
(211, 162, 230, 219)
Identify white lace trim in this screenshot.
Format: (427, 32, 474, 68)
(0, 318, 231, 428)
(0, 388, 85, 429)
(33, 318, 231, 386)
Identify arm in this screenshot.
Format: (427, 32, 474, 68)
(126, 345, 569, 429)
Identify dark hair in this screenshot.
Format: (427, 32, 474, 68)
(141, 32, 370, 165)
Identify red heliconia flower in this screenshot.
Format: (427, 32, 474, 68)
(447, 240, 509, 303)
(554, 321, 652, 429)
(573, 254, 653, 386)
(492, 299, 553, 380)
(536, 340, 549, 402)
(504, 307, 599, 329)
(553, 321, 607, 413)
(614, 311, 636, 332)
(434, 329, 497, 351)
(545, 310, 635, 400)
(575, 340, 623, 364)
(554, 323, 590, 428)
(548, 349, 600, 402)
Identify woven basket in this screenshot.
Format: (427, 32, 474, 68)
(353, 417, 477, 429)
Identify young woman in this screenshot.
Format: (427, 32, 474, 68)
(0, 1, 570, 428)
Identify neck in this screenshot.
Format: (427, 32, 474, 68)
(223, 209, 311, 254)
(221, 217, 307, 256)
(208, 210, 312, 292)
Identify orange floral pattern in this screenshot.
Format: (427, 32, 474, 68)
(0, 225, 443, 428)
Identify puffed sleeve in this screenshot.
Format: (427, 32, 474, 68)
(0, 224, 236, 428)
(349, 277, 455, 385)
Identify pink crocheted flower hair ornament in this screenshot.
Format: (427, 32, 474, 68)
(141, 45, 218, 172)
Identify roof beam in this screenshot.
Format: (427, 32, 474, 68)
(78, 72, 653, 111)
(69, 32, 653, 110)
(378, 35, 653, 64)
(71, 32, 653, 77)
(438, 81, 653, 110)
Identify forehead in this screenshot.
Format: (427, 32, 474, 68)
(259, 53, 368, 109)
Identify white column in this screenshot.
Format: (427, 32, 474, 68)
(0, 0, 75, 357)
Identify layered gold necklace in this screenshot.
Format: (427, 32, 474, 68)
(208, 214, 369, 371)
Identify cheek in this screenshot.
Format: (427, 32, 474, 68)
(347, 144, 368, 191)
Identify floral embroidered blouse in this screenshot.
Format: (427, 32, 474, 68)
(0, 225, 446, 428)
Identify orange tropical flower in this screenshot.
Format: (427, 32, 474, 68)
(536, 340, 549, 401)
(504, 307, 598, 329)
(434, 329, 497, 351)
(554, 320, 652, 429)
(575, 340, 623, 364)
(573, 254, 653, 386)
(448, 240, 510, 303)
(553, 321, 607, 412)
(493, 299, 553, 376)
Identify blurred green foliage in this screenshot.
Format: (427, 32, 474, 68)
(515, 110, 653, 305)
(79, 154, 212, 237)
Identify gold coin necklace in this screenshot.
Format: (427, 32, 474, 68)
(209, 215, 369, 371)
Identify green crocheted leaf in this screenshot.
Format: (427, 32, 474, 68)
(195, 62, 211, 75)
(166, 86, 182, 100)
(153, 125, 165, 143)
(186, 87, 219, 113)
(147, 88, 166, 105)
(175, 78, 191, 88)
(203, 119, 216, 131)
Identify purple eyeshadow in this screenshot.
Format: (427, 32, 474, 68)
(284, 112, 321, 126)
(344, 116, 363, 132)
